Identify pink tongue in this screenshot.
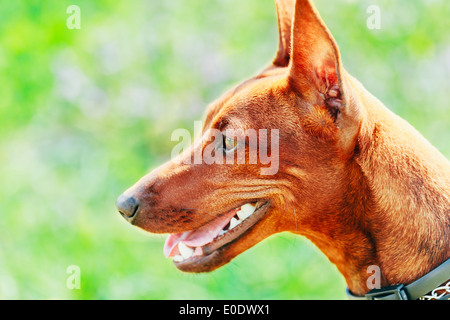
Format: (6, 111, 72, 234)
(163, 208, 238, 258)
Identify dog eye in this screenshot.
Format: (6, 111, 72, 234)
(223, 135, 238, 152)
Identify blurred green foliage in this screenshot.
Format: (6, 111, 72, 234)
(0, 0, 448, 299)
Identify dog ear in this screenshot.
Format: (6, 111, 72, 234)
(289, 0, 362, 155)
(273, 0, 295, 67)
(289, 0, 344, 120)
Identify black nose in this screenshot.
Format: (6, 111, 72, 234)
(116, 194, 140, 221)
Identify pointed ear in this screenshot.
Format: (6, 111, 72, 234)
(273, 0, 295, 67)
(289, 0, 344, 119)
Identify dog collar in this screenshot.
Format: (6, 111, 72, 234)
(346, 258, 450, 300)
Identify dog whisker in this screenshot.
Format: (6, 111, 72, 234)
(181, 216, 206, 228)
(181, 208, 215, 217)
(291, 199, 298, 233)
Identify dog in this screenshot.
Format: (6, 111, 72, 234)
(116, 0, 450, 299)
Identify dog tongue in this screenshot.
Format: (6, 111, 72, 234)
(163, 208, 238, 258)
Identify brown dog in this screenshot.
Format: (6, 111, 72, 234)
(116, 0, 450, 298)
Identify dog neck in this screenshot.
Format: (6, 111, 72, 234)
(293, 159, 383, 296)
(292, 75, 450, 296)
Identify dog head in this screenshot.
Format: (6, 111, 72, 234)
(117, 0, 363, 272)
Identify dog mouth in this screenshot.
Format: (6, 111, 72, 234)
(163, 201, 270, 269)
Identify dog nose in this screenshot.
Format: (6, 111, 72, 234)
(116, 194, 140, 221)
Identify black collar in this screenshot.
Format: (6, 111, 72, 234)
(346, 258, 450, 300)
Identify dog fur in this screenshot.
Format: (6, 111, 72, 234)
(117, 0, 450, 296)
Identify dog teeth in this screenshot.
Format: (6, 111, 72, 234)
(178, 242, 194, 259)
(173, 255, 184, 262)
(236, 203, 256, 220)
(220, 203, 257, 235)
(229, 217, 240, 230)
(172, 244, 203, 263)
(172, 203, 258, 262)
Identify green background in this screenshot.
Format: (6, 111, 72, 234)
(0, 0, 448, 299)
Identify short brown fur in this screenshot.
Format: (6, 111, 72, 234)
(118, 0, 450, 296)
